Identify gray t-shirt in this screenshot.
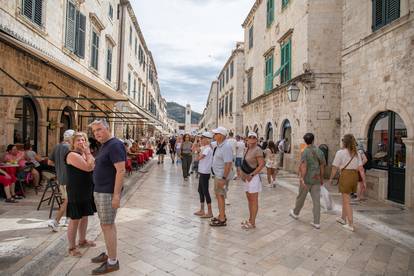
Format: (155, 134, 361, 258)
(48, 143, 70, 185)
(211, 140, 233, 178)
(25, 150, 40, 167)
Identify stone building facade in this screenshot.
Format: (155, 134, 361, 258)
(114, 1, 167, 140)
(241, 0, 342, 172)
(199, 81, 218, 132)
(341, 0, 414, 208)
(0, 0, 167, 155)
(217, 43, 245, 135)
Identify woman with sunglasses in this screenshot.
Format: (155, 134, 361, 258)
(240, 132, 265, 229)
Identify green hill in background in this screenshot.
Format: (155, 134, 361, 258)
(167, 102, 201, 124)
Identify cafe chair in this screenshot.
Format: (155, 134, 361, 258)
(37, 172, 62, 219)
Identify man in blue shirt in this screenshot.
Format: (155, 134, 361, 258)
(89, 120, 126, 275)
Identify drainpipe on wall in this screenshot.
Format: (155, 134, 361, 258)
(115, 2, 126, 137)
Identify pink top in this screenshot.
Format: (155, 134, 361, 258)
(4, 151, 26, 167)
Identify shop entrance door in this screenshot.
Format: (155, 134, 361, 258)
(369, 111, 406, 204)
(388, 113, 406, 204)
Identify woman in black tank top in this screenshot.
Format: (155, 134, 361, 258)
(65, 132, 96, 257)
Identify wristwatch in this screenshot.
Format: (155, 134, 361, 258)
(221, 176, 227, 180)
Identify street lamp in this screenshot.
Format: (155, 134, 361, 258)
(287, 83, 300, 102)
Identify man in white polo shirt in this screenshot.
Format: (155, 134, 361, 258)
(210, 127, 233, 227)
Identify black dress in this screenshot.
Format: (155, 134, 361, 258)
(65, 151, 96, 219)
(156, 142, 167, 155)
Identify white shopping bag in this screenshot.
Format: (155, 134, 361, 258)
(320, 185, 333, 211)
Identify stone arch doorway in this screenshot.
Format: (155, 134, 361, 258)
(59, 106, 75, 142)
(265, 122, 273, 141)
(14, 97, 38, 150)
(368, 111, 407, 204)
(281, 119, 291, 153)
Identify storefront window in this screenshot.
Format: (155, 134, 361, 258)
(282, 119, 291, 153)
(370, 112, 389, 167)
(369, 112, 407, 169)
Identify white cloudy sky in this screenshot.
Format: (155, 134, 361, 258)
(132, 0, 253, 113)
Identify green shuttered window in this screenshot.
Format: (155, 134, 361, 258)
(372, 0, 400, 31)
(280, 39, 291, 84)
(65, 1, 85, 58)
(91, 30, 99, 70)
(266, 0, 274, 27)
(282, 0, 289, 9)
(106, 47, 112, 81)
(265, 54, 273, 92)
(22, 0, 43, 26)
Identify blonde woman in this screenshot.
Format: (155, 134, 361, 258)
(65, 132, 96, 257)
(240, 132, 265, 229)
(328, 134, 366, 232)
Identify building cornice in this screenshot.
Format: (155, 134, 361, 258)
(242, 0, 262, 28)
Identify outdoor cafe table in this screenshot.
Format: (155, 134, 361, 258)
(0, 163, 19, 176)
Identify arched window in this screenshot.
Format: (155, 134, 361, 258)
(368, 111, 407, 169)
(281, 119, 291, 153)
(245, 127, 249, 137)
(14, 97, 38, 150)
(368, 111, 407, 204)
(60, 106, 75, 142)
(265, 122, 273, 141)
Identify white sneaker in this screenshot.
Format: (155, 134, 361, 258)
(336, 217, 346, 225)
(60, 217, 69, 227)
(225, 200, 231, 205)
(310, 222, 320, 229)
(48, 219, 59, 232)
(289, 209, 298, 219)
(342, 224, 355, 232)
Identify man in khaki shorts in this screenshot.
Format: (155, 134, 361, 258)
(47, 129, 74, 232)
(209, 127, 233, 227)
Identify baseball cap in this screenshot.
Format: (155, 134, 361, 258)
(212, 126, 228, 137)
(63, 129, 75, 141)
(201, 131, 213, 139)
(247, 131, 258, 138)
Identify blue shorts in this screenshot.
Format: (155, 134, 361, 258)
(235, 158, 242, 168)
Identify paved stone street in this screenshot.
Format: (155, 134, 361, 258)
(47, 158, 414, 276)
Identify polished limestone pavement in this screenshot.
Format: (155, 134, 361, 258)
(56, 158, 414, 276)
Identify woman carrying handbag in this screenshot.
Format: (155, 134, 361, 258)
(328, 134, 366, 232)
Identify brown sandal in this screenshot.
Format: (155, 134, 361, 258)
(78, 240, 96, 248)
(68, 247, 82, 257)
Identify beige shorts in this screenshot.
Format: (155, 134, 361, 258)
(59, 184, 67, 200)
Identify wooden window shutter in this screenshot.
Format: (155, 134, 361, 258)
(372, 0, 385, 30)
(33, 0, 43, 26)
(387, 0, 400, 22)
(65, 1, 76, 51)
(75, 11, 86, 58)
(23, 0, 33, 20)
